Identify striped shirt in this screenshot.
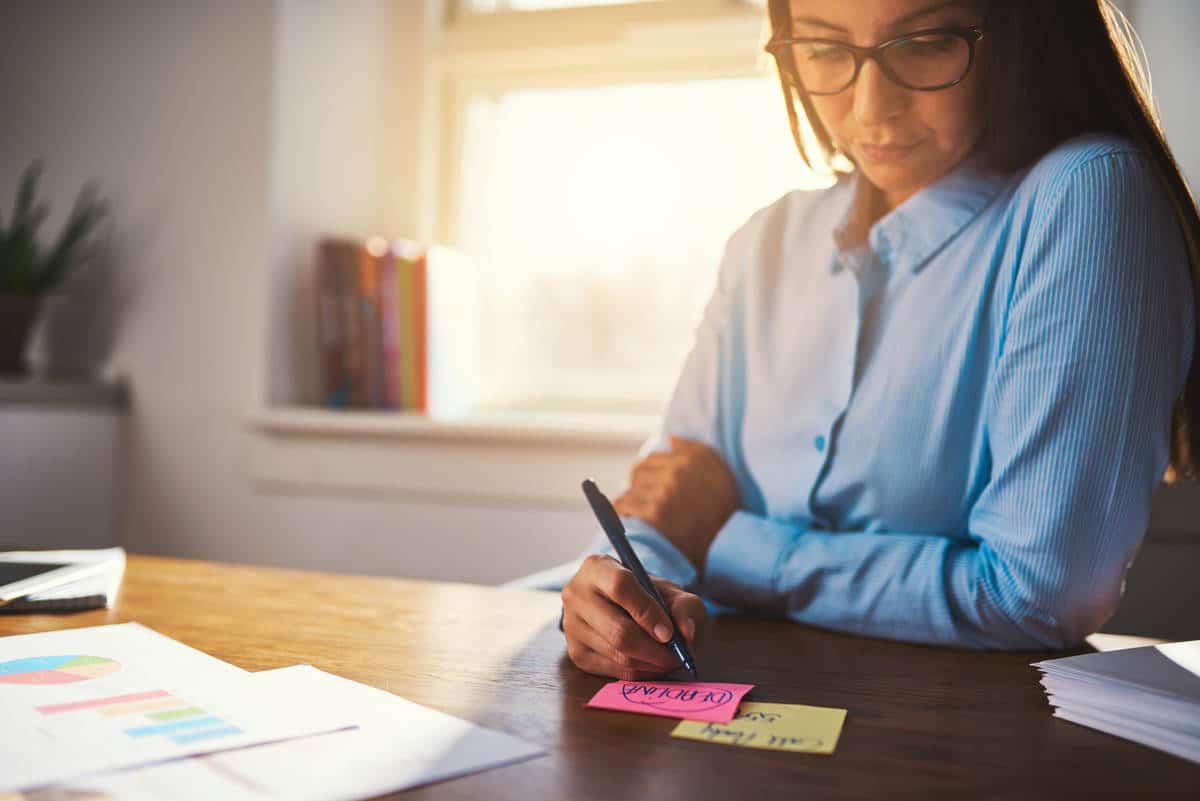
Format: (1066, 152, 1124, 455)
(588, 133, 1195, 649)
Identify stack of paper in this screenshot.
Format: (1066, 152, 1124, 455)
(1033, 640, 1200, 764)
(0, 623, 544, 799)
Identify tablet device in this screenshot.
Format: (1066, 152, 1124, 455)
(0, 560, 114, 607)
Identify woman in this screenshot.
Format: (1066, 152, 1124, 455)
(561, 0, 1200, 680)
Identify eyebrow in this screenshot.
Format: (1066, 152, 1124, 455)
(792, 1, 974, 34)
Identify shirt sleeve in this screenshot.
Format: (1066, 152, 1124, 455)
(702, 151, 1194, 649)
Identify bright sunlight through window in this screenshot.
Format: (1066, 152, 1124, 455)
(455, 77, 833, 414)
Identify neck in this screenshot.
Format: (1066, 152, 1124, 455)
(840, 179, 892, 247)
(882, 186, 917, 213)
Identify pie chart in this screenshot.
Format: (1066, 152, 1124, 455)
(0, 655, 120, 685)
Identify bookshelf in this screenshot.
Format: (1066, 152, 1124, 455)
(255, 230, 657, 504)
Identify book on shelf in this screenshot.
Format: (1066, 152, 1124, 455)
(316, 240, 345, 408)
(315, 237, 474, 416)
(379, 249, 400, 410)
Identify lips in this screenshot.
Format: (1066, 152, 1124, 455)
(859, 141, 921, 163)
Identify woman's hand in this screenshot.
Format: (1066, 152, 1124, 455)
(561, 554, 707, 680)
(613, 436, 740, 571)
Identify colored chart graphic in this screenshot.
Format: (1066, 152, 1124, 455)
(0, 655, 120, 685)
(37, 688, 243, 745)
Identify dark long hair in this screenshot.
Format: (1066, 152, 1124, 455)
(766, 0, 1200, 481)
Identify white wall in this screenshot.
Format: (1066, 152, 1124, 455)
(267, 0, 431, 408)
(0, 0, 602, 584)
(1130, 0, 1200, 190)
(1, 1, 1197, 585)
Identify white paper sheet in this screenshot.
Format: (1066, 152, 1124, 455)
(1034, 638, 1200, 766)
(1083, 632, 1167, 653)
(1054, 707, 1200, 765)
(1156, 640, 1200, 680)
(0, 624, 351, 792)
(18, 665, 546, 801)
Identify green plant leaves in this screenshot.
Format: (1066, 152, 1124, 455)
(0, 161, 107, 294)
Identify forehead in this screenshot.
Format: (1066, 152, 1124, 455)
(787, 0, 981, 32)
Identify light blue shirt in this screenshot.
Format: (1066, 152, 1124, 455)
(587, 134, 1194, 649)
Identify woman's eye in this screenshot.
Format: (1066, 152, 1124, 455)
(895, 35, 956, 55)
(801, 45, 845, 61)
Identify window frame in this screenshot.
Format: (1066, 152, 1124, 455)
(444, 0, 765, 42)
(435, 0, 774, 250)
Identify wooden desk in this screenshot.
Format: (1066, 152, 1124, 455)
(2, 555, 1196, 800)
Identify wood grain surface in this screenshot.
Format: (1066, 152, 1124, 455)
(1, 555, 1196, 800)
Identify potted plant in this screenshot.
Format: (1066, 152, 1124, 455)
(0, 162, 107, 376)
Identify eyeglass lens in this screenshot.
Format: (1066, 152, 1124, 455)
(787, 32, 972, 94)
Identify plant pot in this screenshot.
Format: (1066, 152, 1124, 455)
(0, 292, 42, 376)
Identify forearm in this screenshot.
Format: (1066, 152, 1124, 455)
(701, 511, 1132, 650)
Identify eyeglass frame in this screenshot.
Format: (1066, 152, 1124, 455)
(764, 26, 986, 95)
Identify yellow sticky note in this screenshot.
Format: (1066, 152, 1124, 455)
(670, 701, 847, 754)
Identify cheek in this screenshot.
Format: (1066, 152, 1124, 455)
(810, 96, 853, 146)
(915, 88, 985, 157)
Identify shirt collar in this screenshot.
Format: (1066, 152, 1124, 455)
(832, 159, 1011, 276)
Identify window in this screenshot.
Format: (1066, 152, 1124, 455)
(438, 0, 830, 415)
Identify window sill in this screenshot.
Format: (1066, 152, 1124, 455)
(0, 375, 129, 410)
(248, 406, 655, 506)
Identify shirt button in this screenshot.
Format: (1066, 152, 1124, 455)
(814, 435, 826, 453)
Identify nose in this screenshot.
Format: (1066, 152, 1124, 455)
(851, 58, 909, 127)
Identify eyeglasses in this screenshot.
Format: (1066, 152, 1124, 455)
(764, 26, 984, 95)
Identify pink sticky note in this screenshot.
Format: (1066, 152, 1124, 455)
(586, 681, 754, 723)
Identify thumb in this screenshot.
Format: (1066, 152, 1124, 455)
(656, 580, 705, 647)
(616, 575, 675, 644)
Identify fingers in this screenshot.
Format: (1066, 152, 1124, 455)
(595, 559, 674, 643)
(640, 452, 676, 467)
(612, 491, 638, 518)
(613, 490, 663, 528)
(628, 459, 670, 490)
(561, 556, 681, 677)
(672, 595, 707, 649)
(668, 435, 708, 453)
(579, 595, 680, 670)
(563, 608, 675, 675)
(565, 640, 663, 682)
(653, 578, 708, 649)
(561, 559, 708, 680)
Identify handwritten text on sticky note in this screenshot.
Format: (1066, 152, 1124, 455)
(586, 681, 754, 723)
(671, 702, 847, 753)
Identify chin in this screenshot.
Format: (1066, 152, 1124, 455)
(858, 165, 928, 200)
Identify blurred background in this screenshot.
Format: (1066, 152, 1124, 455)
(0, 1, 1197, 628)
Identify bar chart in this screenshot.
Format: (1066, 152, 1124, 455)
(37, 687, 244, 745)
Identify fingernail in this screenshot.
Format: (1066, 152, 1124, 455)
(654, 624, 672, 643)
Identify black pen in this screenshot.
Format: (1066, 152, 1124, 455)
(581, 478, 699, 681)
